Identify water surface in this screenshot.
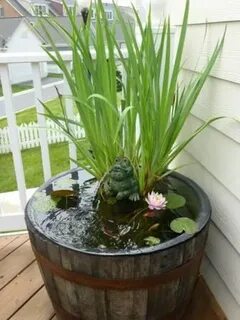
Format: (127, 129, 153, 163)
(27, 169, 196, 251)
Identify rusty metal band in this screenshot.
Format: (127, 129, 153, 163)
(33, 245, 204, 291)
(53, 301, 187, 320)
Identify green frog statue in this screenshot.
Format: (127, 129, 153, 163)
(100, 157, 140, 202)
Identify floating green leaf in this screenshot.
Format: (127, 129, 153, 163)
(170, 217, 198, 235)
(50, 189, 76, 198)
(144, 236, 161, 246)
(166, 193, 186, 209)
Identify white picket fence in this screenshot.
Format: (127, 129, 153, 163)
(0, 115, 84, 154)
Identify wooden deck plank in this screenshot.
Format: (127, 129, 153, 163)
(9, 286, 55, 320)
(0, 240, 35, 290)
(0, 236, 17, 251)
(184, 277, 227, 320)
(0, 235, 29, 261)
(0, 261, 43, 320)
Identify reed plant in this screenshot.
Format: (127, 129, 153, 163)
(41, 0, 224, 195)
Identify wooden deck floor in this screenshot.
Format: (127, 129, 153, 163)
(0, 234, 226, 320)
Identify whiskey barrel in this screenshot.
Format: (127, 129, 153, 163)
(25, 169, 211, 320)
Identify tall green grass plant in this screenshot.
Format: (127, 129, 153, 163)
(41, 0, 224, 195)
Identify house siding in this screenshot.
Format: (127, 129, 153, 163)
(0, 0, 21, 17)
(7, 21, 47, 83)
(159, 1, 240, 319)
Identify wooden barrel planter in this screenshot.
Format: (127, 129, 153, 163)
(25, 169, 211, 320)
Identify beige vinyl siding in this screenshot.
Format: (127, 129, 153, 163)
(164, 0, 240, 24)
(182, 22, 240, 84)
(160, 0, 240, 319)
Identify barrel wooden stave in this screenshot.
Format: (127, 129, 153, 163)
(27, 222, 209, 320)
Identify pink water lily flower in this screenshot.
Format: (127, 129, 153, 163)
(145, 191, 167, 211)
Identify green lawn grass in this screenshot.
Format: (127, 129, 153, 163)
(0, 98, 70, 193)
(0, 143, 70, 193)
(0, 84, 32, 97)
(0, 94, 119, 193)
(48, 73, 64, 79)
(0, 99, 62, 129)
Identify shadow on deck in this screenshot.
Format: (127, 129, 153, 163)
(0, 234, 226, 320)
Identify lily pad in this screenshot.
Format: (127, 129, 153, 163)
(166, 193, 186, 209)
(50, 190, 76, 199)
(170, 217, 198, 235)
(144, 236, 161, 246)
(50, 190, 79, 209)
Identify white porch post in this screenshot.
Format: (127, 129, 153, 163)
(31, 62, 51, 181)
(0, 64, 27, 210)
(63, 62, 77, 168)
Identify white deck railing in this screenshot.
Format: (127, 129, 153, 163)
(0, 51, 78, 231)
(0, 116, 84, 154)
(0, 79, 64, 117)
(0, 50, 128, 232)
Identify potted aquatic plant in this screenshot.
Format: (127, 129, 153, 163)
(25, 1, 224, 319)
